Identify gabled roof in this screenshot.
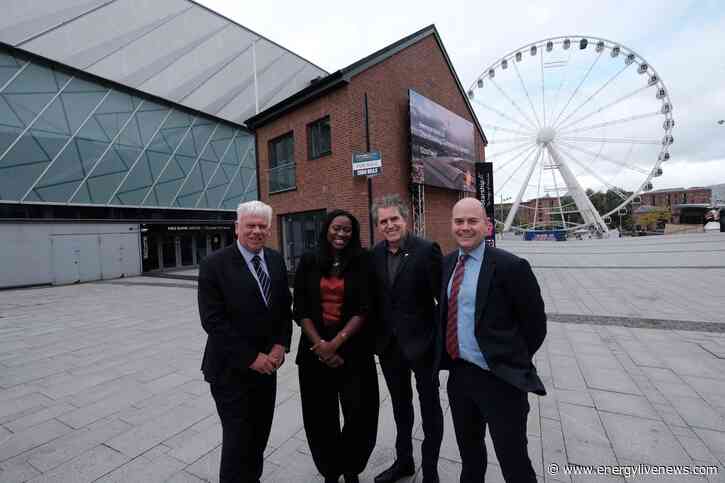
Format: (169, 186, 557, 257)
(245, 24, 487, 145)
(2, 0, 327, 127)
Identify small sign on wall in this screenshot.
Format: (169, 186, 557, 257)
(352, 151, 382, 177)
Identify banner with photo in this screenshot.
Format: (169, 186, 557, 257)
(409, 89, 476, 192)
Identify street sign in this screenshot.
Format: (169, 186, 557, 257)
(352, 151, 382, 177)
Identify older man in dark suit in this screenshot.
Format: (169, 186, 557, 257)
(438, 197, 546, 483)
(370, 194, 443, 483)
(198, 200, 292, 483)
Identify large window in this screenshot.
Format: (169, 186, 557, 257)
(280, 210, 326, 271)
(269, 132, 295, 193)
(307, 116, 331, 160)
(0, 46, 256, 210)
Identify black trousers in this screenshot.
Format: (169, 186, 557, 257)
(298, 354, 379, 479)
(379, 337, 443, 473)
(210, 371, 276, 483)
(447, 361, 536, 483)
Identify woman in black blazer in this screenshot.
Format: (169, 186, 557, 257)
(294, 209, 379, 483)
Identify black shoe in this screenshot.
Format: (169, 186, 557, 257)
(324, 476, 340, 483)
(344, 474, 360, 483)
(374, 460, 415, 483)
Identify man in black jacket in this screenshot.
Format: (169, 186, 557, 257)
(370, 194, 443, 483)
(198, 200, 292, 483)
(438, 197, 546, 483)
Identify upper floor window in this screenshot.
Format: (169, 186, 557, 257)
(269, 132, 295, 193)
(307, 116, 331, 160)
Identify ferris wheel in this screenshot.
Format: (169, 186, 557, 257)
(467, 36, 674, 235)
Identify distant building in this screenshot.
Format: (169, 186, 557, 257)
(636, 185, 725, 228)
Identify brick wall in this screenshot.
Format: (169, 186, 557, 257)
(640, 187, 711, 208)
(257, 34, 485, 257)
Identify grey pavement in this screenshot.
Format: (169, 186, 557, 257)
(0, 233, 724, 482)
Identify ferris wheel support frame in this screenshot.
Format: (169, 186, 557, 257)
(547, 144, 609, 233)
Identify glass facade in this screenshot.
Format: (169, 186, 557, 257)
(0, 47, 257, 210)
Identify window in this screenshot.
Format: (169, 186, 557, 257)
(307, 116, 331, 160)
(269, 132, 295, 193)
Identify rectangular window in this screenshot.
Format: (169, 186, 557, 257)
(280, 210, 327, 271)
(307, 116, 331, 160)
(269, 132, 295, 193)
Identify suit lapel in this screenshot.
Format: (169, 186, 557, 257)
(375, 244, 390, 289)
(440, 252, 457, 316)
(474, 251, 496, 324)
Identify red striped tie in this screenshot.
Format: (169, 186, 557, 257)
(446, 254, 468, 360)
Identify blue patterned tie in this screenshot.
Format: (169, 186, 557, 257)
(252, 255, 271, 304)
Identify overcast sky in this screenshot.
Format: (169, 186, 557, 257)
(199, 0, 725, 191)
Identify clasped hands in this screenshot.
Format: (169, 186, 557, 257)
(311, 339, 344, 368)
(249, 344, 285, 375)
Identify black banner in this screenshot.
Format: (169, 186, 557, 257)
(475, 161, 495, 247)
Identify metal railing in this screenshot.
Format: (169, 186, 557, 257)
(269, 162, 296, 193)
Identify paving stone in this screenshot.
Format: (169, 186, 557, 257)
(0, 419, 70, 462)
(57, 386, 153, 429)
(117, 388, 193, 426)
(105, 402, 213, 458)
(167, 420, 221, 464)
(184, 445, 221, 482)
(27, 417, 131, 473)
(600, 412, 691, 465)
(26, 444, 129, 483)
(164, 470, 207, 482)
(590, 391, 660, 420)
(580, 367, 642, 395)
(4, 402, 76, 433)
(666, 396, 725, 431)
(96, 453, 185, 483)
(0, 458, 41, 483)
(559, 403, 617, 466)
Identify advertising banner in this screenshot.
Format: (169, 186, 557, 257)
(475, 161, 496, 247)
(409, 89, 476, 192)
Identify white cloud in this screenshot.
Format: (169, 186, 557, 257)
(199, 0, 725, 191)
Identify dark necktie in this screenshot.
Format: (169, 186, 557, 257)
(251, 255, 271, 304)
(446, 254, 468, 360)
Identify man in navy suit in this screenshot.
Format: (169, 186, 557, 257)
(370, 194, 443, 483)
(198, 200, 292, 483)
(438, 197, 546, 483)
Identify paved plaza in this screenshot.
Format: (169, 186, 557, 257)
(1, 233, 725, 482)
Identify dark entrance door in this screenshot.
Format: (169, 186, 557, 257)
(142, 233, 159, 271)
(162, 235, 177, 268)
(180, 234, 194, 266)
(196, 235, 208, 263)
(281, 210, 326, 271)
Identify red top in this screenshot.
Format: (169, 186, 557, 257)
(320, 276, 344, 326)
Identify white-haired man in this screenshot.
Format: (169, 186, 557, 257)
(198, 200, 292, 483)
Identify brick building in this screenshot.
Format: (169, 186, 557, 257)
(640, 187, 711, 209)
(246, 26, 487, 270)
(638, 186, 711, 224)
(495, 196, 558, 230)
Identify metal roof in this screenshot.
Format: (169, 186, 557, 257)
(1, 0, 328, 127)
(246, 24, 488, 145)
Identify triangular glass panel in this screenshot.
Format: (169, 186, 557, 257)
(3, 93, 55, 127)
